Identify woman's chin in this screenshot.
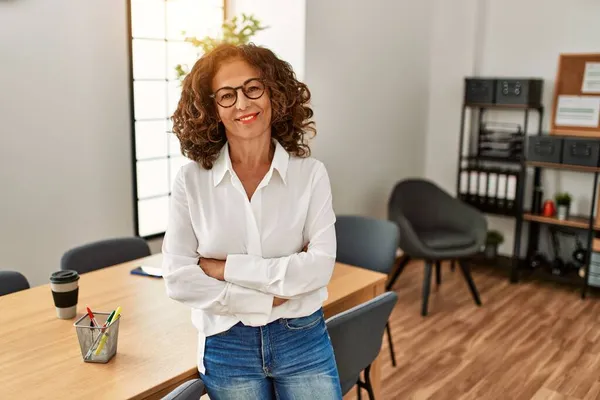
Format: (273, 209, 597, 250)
(228, 126, 271, 141)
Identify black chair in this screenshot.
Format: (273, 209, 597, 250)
(160, 378, 205, 400)
(386, 178, 485, 316)
(61, 237, 151, 274)
(0, 271, 30, 296)
(334, 215, 400, 367)
(326, 291, 398, 400)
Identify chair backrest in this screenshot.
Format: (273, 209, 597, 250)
(334, 215, 400, 274)
(161, 378, 205, 400)
(61, 237, 151, 274)
(388, 178, 458, 232)
(326, 291, 398, 395)
(0, 271, 30, 296)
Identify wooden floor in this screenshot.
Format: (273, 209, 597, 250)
(353, 260, 600, 400)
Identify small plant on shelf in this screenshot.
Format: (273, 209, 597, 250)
(554, 192, 572, 220)
(484, 230, 504, 259)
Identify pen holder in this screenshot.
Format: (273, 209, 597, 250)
(73, 312, 122, 363)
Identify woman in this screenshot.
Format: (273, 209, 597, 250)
(162, 43, 342, 399)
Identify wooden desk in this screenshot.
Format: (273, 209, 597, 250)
(0, 254, 386, 399)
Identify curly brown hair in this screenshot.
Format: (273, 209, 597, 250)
(171, 43, 315, 169)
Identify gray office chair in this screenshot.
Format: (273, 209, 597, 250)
(61, 237, 151, 274)
(0, 270, 30, 296)
(386, 178, 485, 316)
(161, 378, 205, 400)
(326, 291, 398, 400)
(334, 215, 400, 367)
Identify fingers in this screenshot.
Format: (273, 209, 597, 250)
(273, 297, 289, 307)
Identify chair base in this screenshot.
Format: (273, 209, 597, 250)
(356, 364, 375, 400)
(386, 255, 482, 317)
(422, 259, 482, 316)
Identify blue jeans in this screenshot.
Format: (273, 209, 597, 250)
(200, 308, 343, 399)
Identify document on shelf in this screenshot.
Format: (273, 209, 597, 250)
(555, 95, 600, 128)
(582, 62, 600, 94)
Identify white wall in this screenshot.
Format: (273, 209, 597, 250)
(0, 1, 134, 286)
(424, 0, 600, 256)
(305, 0, 433, 219)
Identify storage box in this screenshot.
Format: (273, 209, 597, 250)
(561, 138, 600, 167)
(464, 78, 496, 105)
(495, 78, 543, 106)
(526, 136, 563, 164)
(588, 272, 600, 288)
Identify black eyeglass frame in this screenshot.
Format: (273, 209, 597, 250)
(209, 77, 266, 108)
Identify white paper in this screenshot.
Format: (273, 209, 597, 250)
(555, 95, 600, 127)
(582, 62, 600, 93)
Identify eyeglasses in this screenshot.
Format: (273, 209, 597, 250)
(210, 78, 266, 108)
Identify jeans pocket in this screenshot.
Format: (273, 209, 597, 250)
(284, 309, 323, 331)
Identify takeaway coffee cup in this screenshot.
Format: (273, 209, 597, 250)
(50, 270, 80, 319)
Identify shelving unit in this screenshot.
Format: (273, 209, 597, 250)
(456, 101, 544, 281)
(519, 152, 600, 298)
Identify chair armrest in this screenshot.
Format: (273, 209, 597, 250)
(392, 214, 434, 259)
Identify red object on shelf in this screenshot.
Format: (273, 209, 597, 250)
(542, 200, 556, 217)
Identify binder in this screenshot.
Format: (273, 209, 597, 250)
(478, 169, 488, 207)
(459, 169, 469, 201)
(506, 172, 518, 211)
(468, 169, 479, 205)
(496, 171, 508, 211)
(487, 171, 498, 209)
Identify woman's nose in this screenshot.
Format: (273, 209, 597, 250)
(235, 89, 250, 110)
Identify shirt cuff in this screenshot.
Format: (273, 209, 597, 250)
(225, 282, 273, 326)
(224, 254, 268, 291)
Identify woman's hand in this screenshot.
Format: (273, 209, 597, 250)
(198, 258, 226, 281)
(273, 297, 288, 306)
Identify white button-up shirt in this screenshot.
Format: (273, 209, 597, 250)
(161, 140, 337, 374)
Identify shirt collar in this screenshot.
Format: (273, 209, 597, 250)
(212, 140, 289, 187)
(271, 140, 289, 185)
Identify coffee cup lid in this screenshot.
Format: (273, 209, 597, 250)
(50, 270, 80, 284)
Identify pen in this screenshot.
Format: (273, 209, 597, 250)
(86, 306, 99, 327)
(94, 306, 122, 356)
(101, 309, 116, 333)
(84, 307, 121, 360)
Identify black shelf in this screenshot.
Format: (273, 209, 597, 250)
(522, 212, 599, 231)
(462, 201, 519, 218)
(462, 155, 523, 164)
(464, 103, 544, 111)
(520, 142, 600, 298)
(525, 160, 600, 173)
(457, 97, 543, 288)
(457, 79, 600, 298)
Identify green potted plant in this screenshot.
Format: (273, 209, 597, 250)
(554, 192, 572, 220)
(484, 230, 504, 259)
(175, 13, 268, 82)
